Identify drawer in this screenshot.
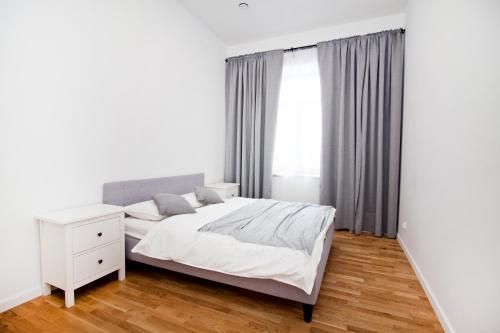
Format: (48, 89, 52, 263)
(225, 186, 239, 198)
(73, 242, 121, 283)
(209, 186, 239, 199)
(72, 217, 120, 254)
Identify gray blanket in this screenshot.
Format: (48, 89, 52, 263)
(198, 199, 332, 255)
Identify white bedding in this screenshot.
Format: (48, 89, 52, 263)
(131, 197, 335, 294)
(125, 217, 158, 239)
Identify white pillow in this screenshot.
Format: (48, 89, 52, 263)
(125, 200, 165, 221)
(125, 193, 203, 221)
(182, 192, 204, 209)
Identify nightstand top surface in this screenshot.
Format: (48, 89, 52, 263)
(36, 204, 123, 225)
(205, 182, 240, 189)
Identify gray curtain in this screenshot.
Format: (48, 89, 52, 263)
(317, 29, 405, 238)
(224, 50, 284, 198)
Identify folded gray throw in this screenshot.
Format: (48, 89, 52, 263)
(199, 199, 332, 255)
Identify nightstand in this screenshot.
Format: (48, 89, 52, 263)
(205, 183, 240, 199)
(36, 204, 125, 308)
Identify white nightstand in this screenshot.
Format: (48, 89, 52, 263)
(205, 183, 240, 199)
(36, 204, 125, 308)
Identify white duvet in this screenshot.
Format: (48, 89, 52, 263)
(132, 197, 335, 294)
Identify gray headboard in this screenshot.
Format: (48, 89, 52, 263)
(103, 173, 205, 206)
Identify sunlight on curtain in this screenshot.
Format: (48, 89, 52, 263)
(272, 48, 321, 177)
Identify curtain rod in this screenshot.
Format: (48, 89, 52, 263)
(284, 44, 316, 53)
(283, 28, 406, 53)
(226, 28, 405, 62)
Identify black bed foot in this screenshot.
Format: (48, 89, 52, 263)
(303, 303, 314, 323)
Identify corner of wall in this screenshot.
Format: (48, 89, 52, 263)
(397, 234, 455, 333)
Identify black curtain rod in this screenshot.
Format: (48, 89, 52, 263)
(226, 28, 405, 62)
(284, 28, 406, 53)
(284, 44, 316, 53)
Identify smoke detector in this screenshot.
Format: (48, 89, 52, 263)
(238, 2, 249, 9)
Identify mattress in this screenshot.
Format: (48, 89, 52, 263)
(131, 197, 335, 294)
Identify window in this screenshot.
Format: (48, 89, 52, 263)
(272, 48, 322, 177)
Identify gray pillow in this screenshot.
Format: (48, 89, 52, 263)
(195, 186, 224, 205)
(153, 193, 196, 217)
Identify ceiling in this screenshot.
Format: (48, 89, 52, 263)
(177, 0, 407, 45)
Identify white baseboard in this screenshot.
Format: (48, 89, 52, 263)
(397, 234, 455, 333)
(0, 285, 42, 313)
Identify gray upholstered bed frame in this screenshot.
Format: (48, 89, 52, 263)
(103, 173, 334, 322)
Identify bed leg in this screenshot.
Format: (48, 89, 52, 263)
(303, 303, 313, 323)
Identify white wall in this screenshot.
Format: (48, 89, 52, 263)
(399, 1, 500, 332)
(0, 0, 226, 311)
(230, 13, 405, 204)
(227, 13, 405, 57)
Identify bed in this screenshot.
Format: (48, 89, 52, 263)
(103, 173, 335, 322)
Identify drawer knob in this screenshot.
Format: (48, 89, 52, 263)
(98, 259, 103, 264)
(97, 232, 103, 237)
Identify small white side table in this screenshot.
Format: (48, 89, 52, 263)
(204, 183, 240, 199)
(36, 204, 125, 308)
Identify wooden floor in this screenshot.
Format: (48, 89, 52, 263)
(0, 232, 443, 333)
